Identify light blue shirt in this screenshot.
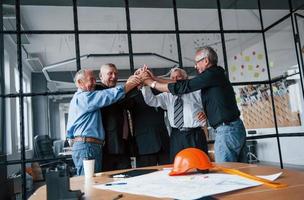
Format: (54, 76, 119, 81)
(66, 86, 125, 140)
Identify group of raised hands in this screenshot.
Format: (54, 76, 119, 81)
(125, 64, 156, 89)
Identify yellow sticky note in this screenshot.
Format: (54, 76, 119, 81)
(236, 96, 241, 103)
(231, 65, 237, 72)
(245, 56, 251, 62)
(257, 54, 263, 60)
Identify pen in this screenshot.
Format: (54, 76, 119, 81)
(112, 194, 123, 200)
(105, 182, 127, 186)
(112, 174, 127, 178)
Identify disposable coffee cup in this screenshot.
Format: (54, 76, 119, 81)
(83, 159, 95, 178)
(130, 157, 136, 168)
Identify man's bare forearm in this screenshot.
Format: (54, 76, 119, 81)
(124, 75, 141, 93)
(144, 79, 170, 92)
(154, 76, 176, 84)
(124, 82, 136, 93)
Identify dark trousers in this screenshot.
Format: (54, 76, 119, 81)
(170, 127, 208, 162)
(136, 150, 170, 168)
(102, 153, 131, 171)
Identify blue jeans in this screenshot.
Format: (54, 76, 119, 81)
(72, 141, 103, 176)
(214, 119, 247, 163)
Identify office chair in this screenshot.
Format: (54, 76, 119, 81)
(53, 140, 64, 156)
(246, 130, 259, 164)
(33, 135, 75, 179)
(34, 135, 56, 160)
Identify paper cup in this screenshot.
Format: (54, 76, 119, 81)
(83, 159, 95, 178)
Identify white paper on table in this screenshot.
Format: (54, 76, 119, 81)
(94, 170, 283, 200)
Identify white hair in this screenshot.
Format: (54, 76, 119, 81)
(196, 46, 218, 65)
(99, 63, 117, 78)
(74, 69, 86, 87)
(170, 67, 188, 79)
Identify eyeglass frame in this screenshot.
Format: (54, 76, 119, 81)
(194, 56, 207, 68)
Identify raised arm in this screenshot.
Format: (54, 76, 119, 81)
(124, 75, 142, 93)
(141, 86, 168, 109)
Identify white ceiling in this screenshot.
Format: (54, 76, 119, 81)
(3, 4, 303, 91)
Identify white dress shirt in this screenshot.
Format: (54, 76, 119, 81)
(141, 86, 206, 128)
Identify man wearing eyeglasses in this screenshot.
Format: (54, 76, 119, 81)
(139, 46, 247, 163)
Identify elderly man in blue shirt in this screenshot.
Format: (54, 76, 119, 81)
(67, 69, 140, 175)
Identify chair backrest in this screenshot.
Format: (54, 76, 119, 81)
(34, 135, 55, 159)
(53, 140, 64, 156)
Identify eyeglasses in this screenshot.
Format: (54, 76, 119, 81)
(194, 57, 206, 67)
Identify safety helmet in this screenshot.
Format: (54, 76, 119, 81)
(169, 148, 213, 176)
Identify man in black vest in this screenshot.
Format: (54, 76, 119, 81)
(96, 63, 133, 171)
(127, 90, 170, 167)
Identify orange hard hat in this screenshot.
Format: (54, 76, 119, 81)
(169, 148, 213, 176)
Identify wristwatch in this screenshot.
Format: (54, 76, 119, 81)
(150, 81, 157, 89)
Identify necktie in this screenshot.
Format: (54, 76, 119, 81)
(174, 95, 184, 129)
(122, 110, 129, 139)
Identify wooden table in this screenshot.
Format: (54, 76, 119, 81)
(29, 162, 304, 200)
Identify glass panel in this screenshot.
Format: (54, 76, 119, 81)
(261, 0, 290, 29)
(264, 18, 303, 135)
(0, 96, 3, 154)
(265, 19, 299, 80)
(16, 87, 32, 151)
(255, 138, 281, 166)
(0, 28, 2, 154)
(296, 9, 304, 16)
(292, 0, 304, 11)
(177, 0, 219, 30)
(23, 34, 76, 92)
(5, 75, 32, 154)
(5, 97, 21, 160)
(129, 0, 175, 30)
(233, 85, 276, 135)
(77, 0, 126, 30)
(180, 34, 224, 69)
(295, 12, 304, 73)
(2, 0, 16, 31)
(4, 34, 18, 94)
(281, 137, 304, 169)
(24, 34, 76, 68)
(221, 0, 261, 30)
(29, 94, 73, 159)
(271, 79, 304, 133)
(79, 34, 130, 80)
(7, 164, 22, 198)
(132, 34, 178, 74)
(225, 33, 268, 82)
(20, 1, 74, 30)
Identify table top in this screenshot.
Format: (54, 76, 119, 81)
(29, 162, 304, 200)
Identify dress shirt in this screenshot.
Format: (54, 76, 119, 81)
(168, 65, 240, 128)
(141, 86, 205, 128)
(66, 86, 125, 140)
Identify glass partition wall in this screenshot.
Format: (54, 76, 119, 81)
(1, 0, 304, 199)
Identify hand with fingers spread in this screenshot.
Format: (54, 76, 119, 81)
(143, 64, 156, 80)
(134, 67, 146, 76)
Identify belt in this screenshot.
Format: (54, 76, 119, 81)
(172, 127, 202, 132)
(213, 117, 240, 129)
(74, 136, 103, 145)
